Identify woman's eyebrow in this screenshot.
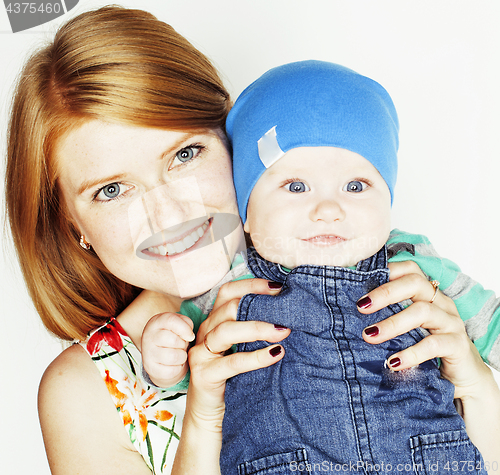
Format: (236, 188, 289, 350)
(77, 133, 201, 195)
(78, 173, 127, 195)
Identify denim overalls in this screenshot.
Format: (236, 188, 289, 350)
(220, 247, 486, 475)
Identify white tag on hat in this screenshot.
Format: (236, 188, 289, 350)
(257, 126, 285, 168)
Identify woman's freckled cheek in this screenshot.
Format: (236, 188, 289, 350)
(76, 202, 134, 261)
(199, 162, 238, 211)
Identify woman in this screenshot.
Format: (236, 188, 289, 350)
(5, 6, 499, 474)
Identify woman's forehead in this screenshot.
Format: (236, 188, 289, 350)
(55, 121, 199, 177)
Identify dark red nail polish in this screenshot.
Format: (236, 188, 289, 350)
(364, 325, 379, 337)
(274, 324, 288, 331)
(357, 296, 372, 309)
(269, 346, 282, 357)
(388, 357, 401, 368)
(268, 281, 283, 289)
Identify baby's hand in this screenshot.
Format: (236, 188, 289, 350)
(141, 312, 195, 388)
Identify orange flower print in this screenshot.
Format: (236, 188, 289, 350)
(155, 410, 173, 422)
(104, 374, 169, 443)
(104, 370, 127, 404)
(121, 409, 132, 426)
(139, 412, 148, 441)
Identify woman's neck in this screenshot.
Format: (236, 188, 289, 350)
(116, 289, 183, 351)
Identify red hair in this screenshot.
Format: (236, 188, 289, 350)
(5, 6, 231, 340)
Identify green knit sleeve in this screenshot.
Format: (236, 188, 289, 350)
(387, 229, 500, 370)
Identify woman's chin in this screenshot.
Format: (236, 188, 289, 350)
(168, 239, 234, 298)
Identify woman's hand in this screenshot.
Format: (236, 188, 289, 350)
(356, 260, 500, 467)
(186, 278, 290, 424)
(172, 278, 290, 475)
(357, 260, 488, 398)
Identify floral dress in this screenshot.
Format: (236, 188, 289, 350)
(80, 318, 186, 474)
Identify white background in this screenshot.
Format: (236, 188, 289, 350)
(1, 1, 499, 473)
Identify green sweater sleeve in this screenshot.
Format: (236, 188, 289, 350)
(387, 229, 500, 370)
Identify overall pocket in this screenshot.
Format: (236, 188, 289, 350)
(237, 449, 308, 475)
(410, 429, 487, 475)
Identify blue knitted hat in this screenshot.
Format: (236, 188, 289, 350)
(226, 60, 399, 223)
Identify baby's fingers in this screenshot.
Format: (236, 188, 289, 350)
(153, 347, 190, 366)
(156, 313, 195, 345)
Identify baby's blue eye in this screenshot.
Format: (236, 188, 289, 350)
(102, 183, 120, 199)
(285, 181, 310, 193)
(344, 180, 367, 193)
(176, 147, 195, 162)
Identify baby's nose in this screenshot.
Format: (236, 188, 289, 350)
(309, 199, 346, 223)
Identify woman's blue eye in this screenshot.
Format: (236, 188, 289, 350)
(344, 180, 367, 193)
(102, 183, 120, 199)
(93, 182, 126, 202)
(176, 147, 195, 163)
(285, 181, 309, 193)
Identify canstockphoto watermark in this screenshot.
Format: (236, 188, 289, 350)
(3, 0, 79, 33)
(290, 460, 423, 472)
(290, 460, 497, 472)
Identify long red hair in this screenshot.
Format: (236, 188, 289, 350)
(5, 6, 231, 340)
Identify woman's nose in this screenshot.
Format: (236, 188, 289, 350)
(141, 184, 186, 233)
(309, 198, 346, 223)
(132, 177, 206, 236)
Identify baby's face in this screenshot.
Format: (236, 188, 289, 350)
(244, 147, 392, 268)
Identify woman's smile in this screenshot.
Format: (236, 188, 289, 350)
(141, 218, 212, 259)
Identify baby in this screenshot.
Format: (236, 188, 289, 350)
(142, 61, 498, 473)
(218, 61, 492, 474)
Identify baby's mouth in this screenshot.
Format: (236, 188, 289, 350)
(302, 235, 346, 246)
(138, 218, 212, 259)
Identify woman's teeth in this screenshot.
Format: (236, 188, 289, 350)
(146, 221, 209, 257)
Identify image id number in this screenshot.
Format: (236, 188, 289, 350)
(6, 3, 61, 14)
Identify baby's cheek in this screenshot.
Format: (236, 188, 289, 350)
(247, 230, 268, 255)
(258, 238, 297, 268)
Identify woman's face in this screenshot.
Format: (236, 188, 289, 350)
(56, 120, 243, 299)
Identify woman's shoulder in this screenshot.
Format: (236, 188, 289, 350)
(38, 343, 126, 441)
(39, 343, 101, 397)
(38, 344, 149, 474)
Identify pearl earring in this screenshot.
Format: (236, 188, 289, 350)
(79, 235, 91, 250)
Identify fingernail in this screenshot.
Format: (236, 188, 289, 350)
(274, 324, 288, 331)
(364, 325, 379, 337)
(387, 357, 401, 368)
(357, 296, 372, 309)
(269, 346, 282, 357)
(268, 281, 283, 290)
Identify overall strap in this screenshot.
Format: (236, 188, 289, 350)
(247, 247, 289, 282)
(356, 245, 388, 273)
